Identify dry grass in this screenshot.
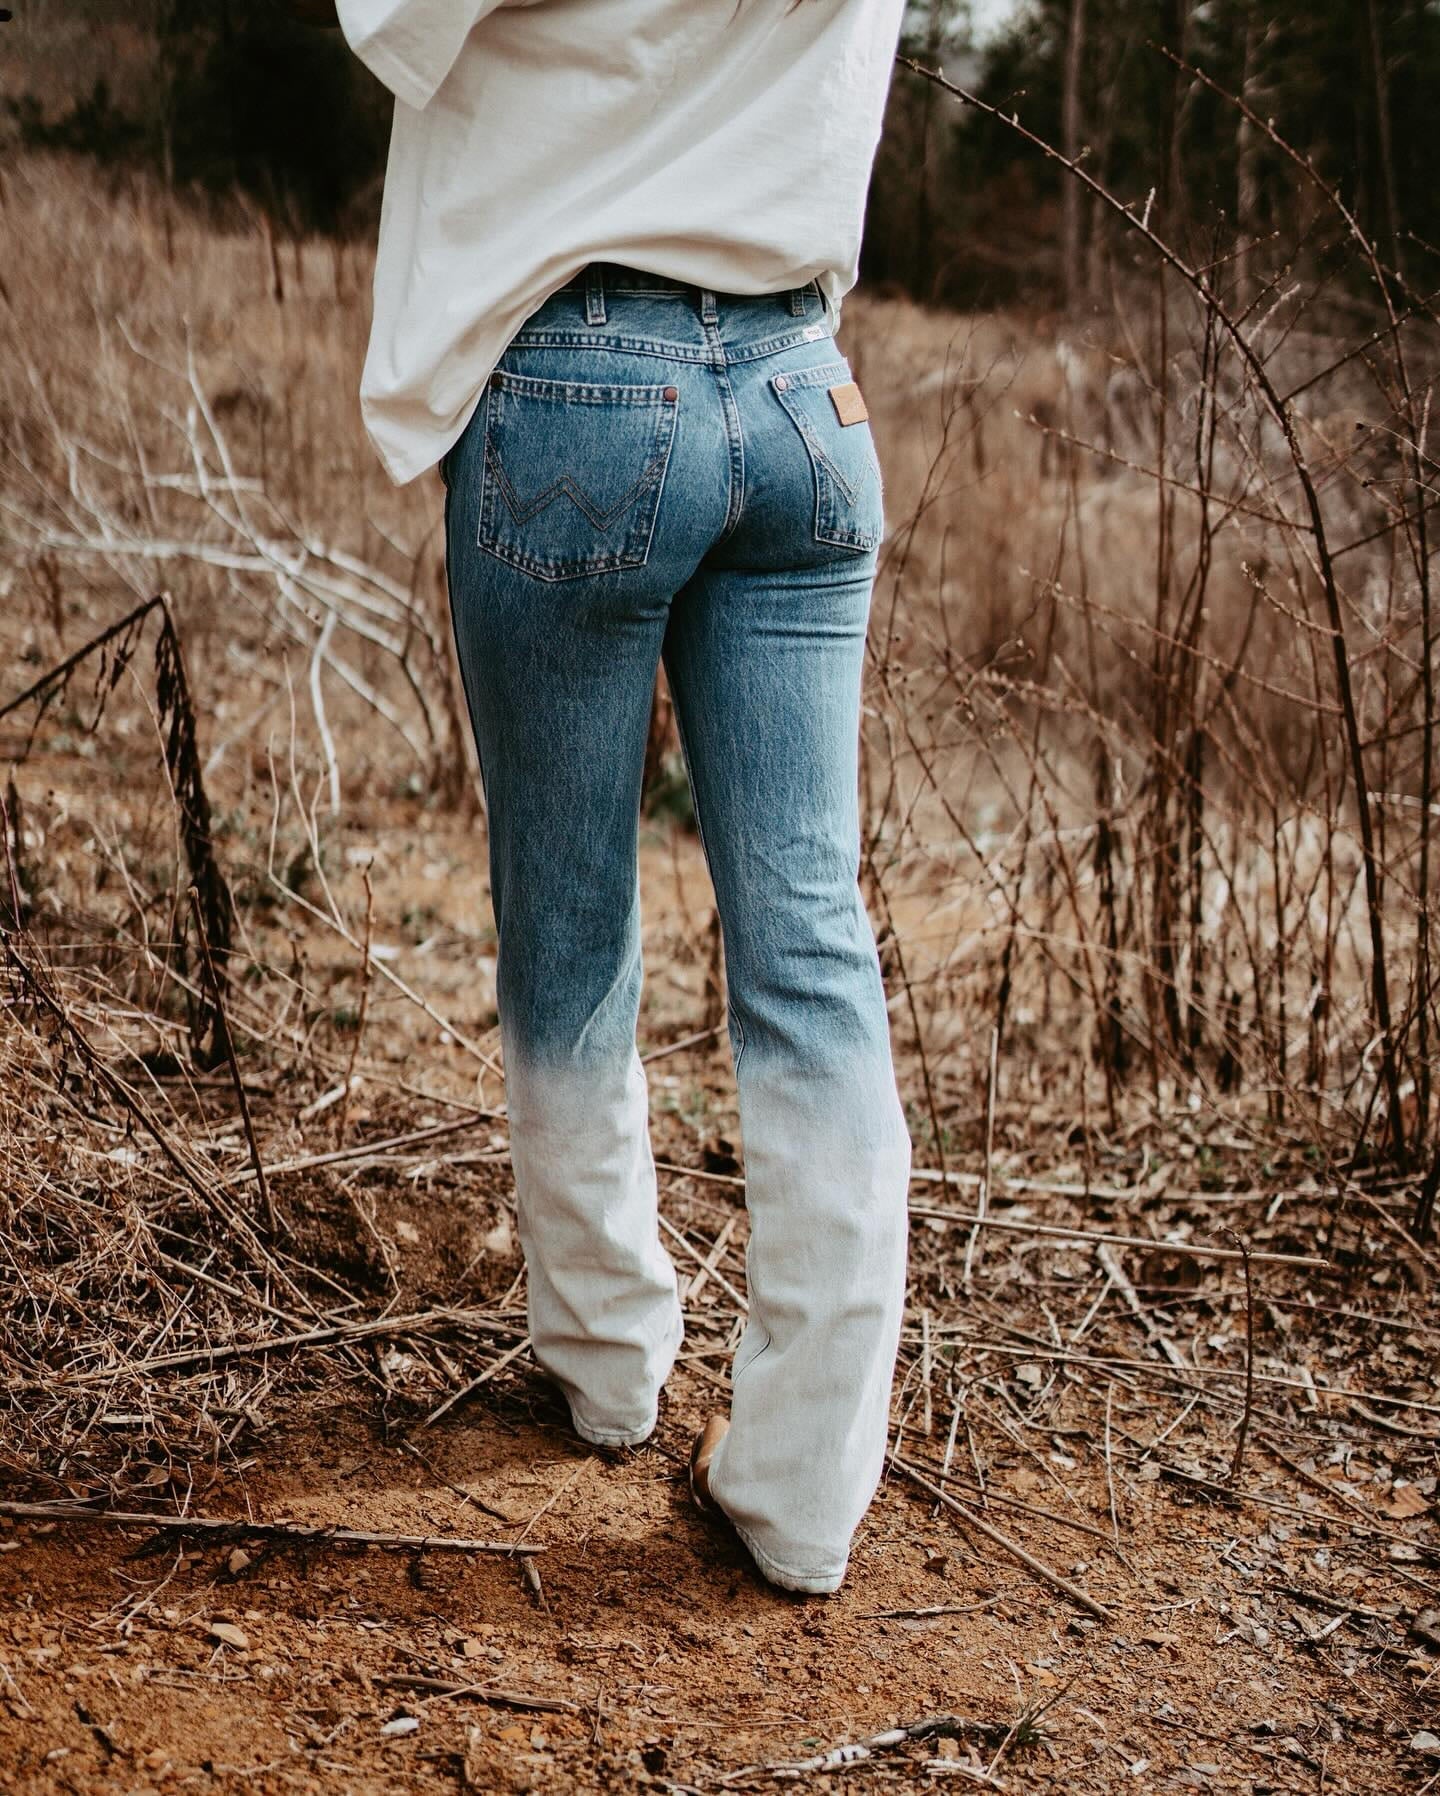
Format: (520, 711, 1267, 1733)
(0, 150, 1437, 1793)
(2, 143, 1437, 1438)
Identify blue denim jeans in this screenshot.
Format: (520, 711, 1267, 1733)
(442, 264, 911, 1593)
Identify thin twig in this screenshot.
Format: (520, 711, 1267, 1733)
(34, 1307, 523, 1386)
(223, 1113, 497, 1184)
(189, 885, 276, 1237)
(0, 1502, 543, 1556)
(1222, 1227, 1257, 1485)
(912, 1200, 1327, 1268)
(963, 1024, 1000, 1288)
(892, 1455, 1111, 1620)
(0, 593, 165, 724)
(334, 862, 375, 1148)
(376, 1675, 575, 1714)
(422, 1333, 533, 1429)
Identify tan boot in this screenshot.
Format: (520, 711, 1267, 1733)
(688, 1414, 730, 1511)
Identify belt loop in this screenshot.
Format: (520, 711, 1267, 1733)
(585, 265, 607, 326)
(789, 286, 807, 316)
(699, 287, 719, 326)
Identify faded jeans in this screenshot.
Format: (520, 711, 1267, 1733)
(441, 264, 911, 1593)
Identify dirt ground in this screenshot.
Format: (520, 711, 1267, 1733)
(3, 1350, 1438, 1796)
(2, 772, 1440, 1796)
(3, 798, 1438, 1795)
(1, 174, 1437, 1786)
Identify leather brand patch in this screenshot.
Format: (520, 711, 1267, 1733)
(828, 380, 869, 426)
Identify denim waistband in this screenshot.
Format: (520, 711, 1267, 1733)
(558, 261, 822, 322)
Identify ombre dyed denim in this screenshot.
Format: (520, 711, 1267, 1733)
(441, 266, 911, 1594)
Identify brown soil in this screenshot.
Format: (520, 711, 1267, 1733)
(4, 1101, 1437, 1796)
(3, 150, 1438, 1796)
(3, 1385, 1434, 1796)
(3, 811, 1438, 1796)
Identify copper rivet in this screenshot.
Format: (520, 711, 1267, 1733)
(664, 385, 679, 402)
(774, 375, 788, 390)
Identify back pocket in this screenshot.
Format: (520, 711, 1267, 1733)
(770, 361, 884, 552)
(476, 370, 680, 582)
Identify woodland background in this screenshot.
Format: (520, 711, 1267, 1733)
(7, 0, 1440, 306)
(1, 4, 1439, 1793)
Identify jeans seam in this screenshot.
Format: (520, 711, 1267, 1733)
(732, 1330, 771, 1385)
(665, 686, 748, 1079)
(504, 327, 831, 365)
(710, 364, 746, 546)
(442, 447, 491, 831)
(508, 332, 712, 362)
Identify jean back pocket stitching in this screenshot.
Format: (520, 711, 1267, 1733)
(779, 407, 867, 506)
(487, 448, 660, 533)
(769, 370, 881, 551)
(476, 378, 679, 580)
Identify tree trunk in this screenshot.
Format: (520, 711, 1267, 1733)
(1060, 0, 1087, 310)
(1366, 0, 1402, 278)
(1235, 4, 1260, 305)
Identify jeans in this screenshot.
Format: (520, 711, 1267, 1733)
(441, 264, 911, 1594)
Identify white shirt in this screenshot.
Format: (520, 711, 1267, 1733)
(336, 0, 905, 485)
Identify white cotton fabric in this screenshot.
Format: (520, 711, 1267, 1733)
(335, 0, 906, 485)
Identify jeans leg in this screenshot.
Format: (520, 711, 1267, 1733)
(663, 551, 912, 1592)
(446, 547, 684, 1447)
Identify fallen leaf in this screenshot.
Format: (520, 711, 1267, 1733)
(382, 1716, 419, 1738)
(1386, 1484, 1430, 1520)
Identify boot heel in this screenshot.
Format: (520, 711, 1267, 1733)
(688, 1414, 729, 1511)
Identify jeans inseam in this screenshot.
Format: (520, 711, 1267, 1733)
(664, 672, 748, 1083)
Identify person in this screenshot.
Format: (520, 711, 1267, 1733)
(301, 0, 912, 1596)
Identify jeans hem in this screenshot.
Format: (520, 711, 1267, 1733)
(730, 1519, 847, 1595)
(568, 1405, 658, 1449)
